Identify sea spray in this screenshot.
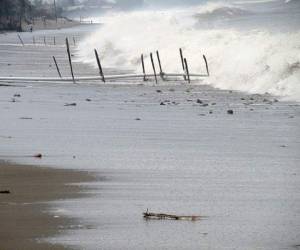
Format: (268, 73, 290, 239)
(77, 1, 300, 101)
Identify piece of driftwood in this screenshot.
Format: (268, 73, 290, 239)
(0, 190, 10, 194)
(64, 103, 77, 106)
(143, 211, 202, 221)
(33, 153, 43, 158)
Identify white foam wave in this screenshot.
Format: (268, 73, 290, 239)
(77, 5, 300, 101)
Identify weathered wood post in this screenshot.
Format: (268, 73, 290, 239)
(156, 50, 164, 80)
(17, 34, 24, 46)
(52, 56, 62, 78)
(184, 58, 190, 84)
(44, 36, 46, 45)
(94, 49, 105, 83)
(53, 37, 56, 46)
(141, 54, 147, 81)
(65, 38, 75, 83)
(33, 36, 35, 45)
(150, 53, 158, 84)
(73, 37, 76, 46)
(179, 48, 186, 80)
(203, 55, 209, 76)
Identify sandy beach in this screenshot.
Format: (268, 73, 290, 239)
(0, 160, 97, 250)
(0, 22, 299, 250)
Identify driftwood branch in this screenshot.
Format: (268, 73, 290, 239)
(143, 211, 203, 221)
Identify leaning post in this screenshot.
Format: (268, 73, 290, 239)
(17, 34, 24, 46)
(203, 55, 210, 76)
(94, 49, 105, 83)
(52, 56, 62, 78)
(184, 58, 191, 84)
(179, 48, 186, 80)
(141, 54, 147, 81)
(150, 53, 158, 85)
(156, 50, 164, 80)
(65, 38, 75, 83)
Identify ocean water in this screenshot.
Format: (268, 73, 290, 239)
(77, 0, 300, 101)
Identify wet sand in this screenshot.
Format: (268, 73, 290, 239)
(0, 26, 299, 250)
(0, 160, 97, 250)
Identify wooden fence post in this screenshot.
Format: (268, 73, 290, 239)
(156, 50, 164, 80)
(17, 34, 24, 46)
(184, 58, 190, 84)
(94, 49, 105, 83)
(203, 55, 209, 76)
(150, 53, 158, 84)
(66, 38, 75, 83)
(141, 54, 147, 81)
(179, 48, 186, 80)
(53, 56, 62, 78)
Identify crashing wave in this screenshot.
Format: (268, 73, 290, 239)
(194, 3, 252, 20)
(77, 2, 300, 101)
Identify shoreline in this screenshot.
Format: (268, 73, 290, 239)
(0, 160, 97, 250)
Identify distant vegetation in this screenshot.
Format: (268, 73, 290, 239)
(0, 0, 28, 31)
(0, 0, 132, 31)
(0, 0, 65, 31)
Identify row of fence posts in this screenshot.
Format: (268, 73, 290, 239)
(52, 37, 209, 84)
(142, 49, 209, 84)
(17, 33, 209, 84)
(52, 38, 75, 82)
(35, 36, 76, 46)
(17, 34, 76, 46)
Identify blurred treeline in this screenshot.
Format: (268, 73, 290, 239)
(0, 0, 64, 31)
